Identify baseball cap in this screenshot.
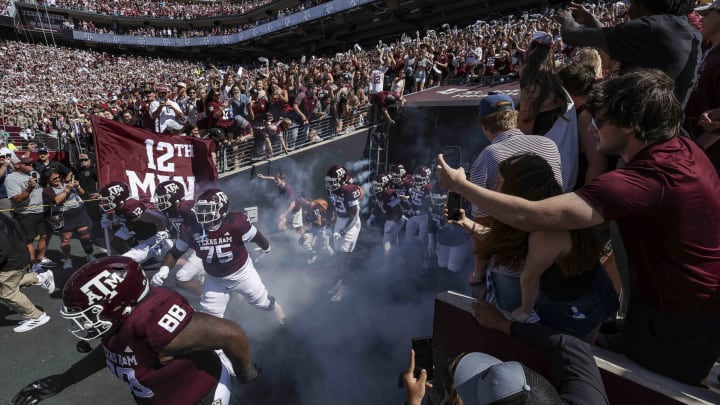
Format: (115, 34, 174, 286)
(478, 94, 515, 118)
(78, 153, 89, 160)
(695, 0, 720, 13)
(531, 31, 553, 47)
(453, 353, 561, 405)
(176, 82, 187, 88)
(37, 147, 49, 154)
(16, 155, 35, 165)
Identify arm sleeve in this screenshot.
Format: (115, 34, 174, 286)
(602, 20, 649, 65)
(575, 168, 662, 220)
(510, 322, 609, 405)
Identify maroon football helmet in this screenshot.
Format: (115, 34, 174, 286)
(372, 173, 390, 194)
(121, 199, 146, 221)
(99, 182, 130, 213)
(324, 164, 349, 192)
(413, 165, 432, 187)
(390, 164, 407, 185)
(61, 256, 149, 341)
(155, 180, 185, 211)
(193, 188, 230, 230)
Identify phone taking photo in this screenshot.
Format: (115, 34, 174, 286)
(446, 192, 462, 221)
(412, 337, 434, 380)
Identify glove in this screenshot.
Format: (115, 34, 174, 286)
(151, 266, 170, 287)
(253, 246, 271, 263)
(154, 230, 170, 244)
(236, 364, 262, 384)
(100, 215, 115, 230)
(366, 214, 376, 227)
(13, 373, 73, 405)
(333, 231, 344, 239)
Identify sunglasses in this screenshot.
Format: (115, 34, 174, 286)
(79, 158, 89, 161)
(49, 176, 61, 181)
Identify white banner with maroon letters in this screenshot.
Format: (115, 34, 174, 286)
(92, 116, 217, 203)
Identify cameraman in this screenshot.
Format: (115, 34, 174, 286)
(5, 156, 52, 271)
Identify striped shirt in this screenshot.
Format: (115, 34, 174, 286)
(470, 128, 563, 218)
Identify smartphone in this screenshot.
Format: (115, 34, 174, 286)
(412, 336, 434, 380)
(446, 192, 462, 221)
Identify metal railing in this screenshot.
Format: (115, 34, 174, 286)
(214, 104, 370, 174)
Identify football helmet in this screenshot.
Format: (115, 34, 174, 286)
(372, 173, 390, 194)
(99, 182, 130, 213)
(413, 165, 432, 187)
(193, 188, 230, 230)
(155, 180, 185, 211)
(324, 165, 349, 192)
(121, 199, 146, 221)
(390, 164, 406, 184)
(61, 256, 149, 341)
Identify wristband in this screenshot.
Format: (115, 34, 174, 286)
(262, 246, 271, 254)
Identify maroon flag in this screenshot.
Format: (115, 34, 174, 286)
(91, 116, 217, 202)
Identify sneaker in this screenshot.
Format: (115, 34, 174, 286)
(86, 254, 97, 262)
(273, 303, 287, 326)
(30, 263, 44, 273)
(331, 284, 348, 302)
(38, 258, 55, 268)
(14, 312, 50, 332)
(36, 270, 55, 294)
(63, 259, 73, 270)
(306, 254, 318, 265)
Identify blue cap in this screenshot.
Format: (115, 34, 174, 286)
(454, 353, 529, 405)
(478, 94, 515, 119)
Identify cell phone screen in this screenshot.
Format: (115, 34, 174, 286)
(446, 192, 462, 221)
(411, 336, 434, 380)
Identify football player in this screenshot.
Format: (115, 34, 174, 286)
(12, 256, 260, 404)
(159, 189, 286, 324)
(389, 164, 413, 199)
(325, 165, 363, 302)
(370, 173, 405, 271)
(428, 183, 473, 280)
(297, 196, 334, 265)
(150, 180, 204, 296)
(405, 165, 434, 272)
(98, 181, 136, 254)
(117, 198, 173, 265)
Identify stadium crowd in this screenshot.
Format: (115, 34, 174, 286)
(2, 0, 720, 403)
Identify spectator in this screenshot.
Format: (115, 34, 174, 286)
(150, 85, 184, 134)
(555, 0, 702, 107)
(292, 84, 319, 149)
(557, 61, 608, 187)
(468, 93, 563, 258)
(436, 69, 720, 386)
(34, 146, 72, 187)
(475, 153, 617, 343)
(42, 171, 96, 270)
(72, 153, 102, 246)
(0, 152, 13, 218)
(518, 31, 578, 191)
(685, 0, 720, 167)
(0, 214, 55, 333)
(370, 90, 401, 126)
(5, 155, 53, 271)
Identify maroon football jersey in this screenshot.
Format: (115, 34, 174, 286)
(409, 183, 433, 211)
(102, 287, 221, 404)
(179, 212, 254, 277)
(377, 188, 402, 219)
(165, 200, 196, 234)
(329, 183, 362, 218)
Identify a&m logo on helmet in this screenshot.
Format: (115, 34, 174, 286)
(164, 182, 180, 194)
(81, 270, 125, 305)
(107, 184, 125, 196)
(334, 166, 346, 178)
(215, 191, 228, 205)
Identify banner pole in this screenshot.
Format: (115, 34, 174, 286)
(104, 227, 111, 254)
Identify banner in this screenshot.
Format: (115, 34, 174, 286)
(72, 0, 374, 47)
(20, 9, 67, 32)
(91, 116, 218, 203)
